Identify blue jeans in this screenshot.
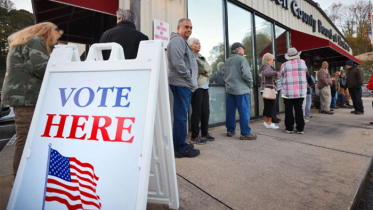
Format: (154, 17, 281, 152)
(305, 90, 312, 117)
(225, 93, 251, 135)
(331, 91, 338, 107)
(338, 93, 346, 105)
(170, 85, 192, 151)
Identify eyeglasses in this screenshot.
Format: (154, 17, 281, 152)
(55, 27, 63, 32)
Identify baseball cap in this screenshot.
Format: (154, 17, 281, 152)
(231, 42, 245, 51)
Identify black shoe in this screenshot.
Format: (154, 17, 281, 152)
(187, 143, 194, 149)
(285, 129, 294, 134)
(190, 136, 207, 145)
(272, 118, 280, 123)
(321, 111, 334, 115)
(330, 109, 334, 112)
(175, 148, 200, 158)
(355, 111, 364, 115)
(370, 122, 373, 125)
(227, 131, 236, 137)
(201, 133, 215, 141)
(351, 110, 356, 114)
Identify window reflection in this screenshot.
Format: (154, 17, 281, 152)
(255, 15, 274, 84)
(188, 0, 225, 84)
(227, 2, 254, 75)
(274, 25, 287, 71)
(188, 0, 226, 124)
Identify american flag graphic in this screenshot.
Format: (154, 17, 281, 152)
(44, 148, 101, 210)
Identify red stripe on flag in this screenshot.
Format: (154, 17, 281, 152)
(48, 179, 80, 192)
(46, 187, 81, 201)
(70, 157, 98, 180)
(71, 172, 97, 187)
(45, 196, 83, 210)
(46, 193, 101, 210)
(71, 179, 96, 193)
(47, 183, 101, 209)
(70, 164, 99, 181)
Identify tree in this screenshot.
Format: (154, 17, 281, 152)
(326, 0, 372, 55)
(0, 0, 15, 12)
(208, 42, 225, 74)
(0, 0, 34, 52)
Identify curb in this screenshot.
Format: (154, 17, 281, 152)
(351, 156, 373, 210)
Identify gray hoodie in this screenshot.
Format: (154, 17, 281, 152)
(167, 32, 198, 91)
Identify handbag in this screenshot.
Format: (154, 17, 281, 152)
(262, 75, 276, 100)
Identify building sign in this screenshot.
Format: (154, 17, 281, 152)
(271, 0, 350, 51)
(153, 19, 170, 42)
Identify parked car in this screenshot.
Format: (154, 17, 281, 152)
(0, 89, 13, 120)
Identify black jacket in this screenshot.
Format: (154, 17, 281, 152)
(100, 21, 149, 59)
(346, 66, 364, 88)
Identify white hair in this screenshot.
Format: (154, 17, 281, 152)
(217, 62, 225, 70)
(262, 53, 274, 65)
(187, 37, 199, 47)
(116, 9, 135, 23)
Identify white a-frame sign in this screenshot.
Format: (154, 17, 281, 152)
(7, 41, 179, 210)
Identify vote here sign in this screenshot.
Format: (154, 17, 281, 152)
(8, 43, 161, 210)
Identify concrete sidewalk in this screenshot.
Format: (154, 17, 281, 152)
(1, 99, 373, 210)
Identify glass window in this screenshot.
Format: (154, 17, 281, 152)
(255, 16, 274, 116)
(274, 25, 288, 71)
(227, 2, 255, 73)
(188, 0, 225, 81)
(255, 15, 274, 83)
(227, 2, 256, 117)
(188, 0, 226, 124)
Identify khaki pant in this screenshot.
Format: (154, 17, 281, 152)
(320, 86, 331, 112)
(338, 87, 350, 105)
(13, 106, 35, 178)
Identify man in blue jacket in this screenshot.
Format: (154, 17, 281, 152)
(168, 18, 200, 158)
(223, 43, 257, 140)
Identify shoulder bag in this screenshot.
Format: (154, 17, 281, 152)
(262, 75, 276, 100)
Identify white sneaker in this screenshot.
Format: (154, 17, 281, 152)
(304, 119, 309, 123)
(267, 123, 279, 129)
(263, 122, 269, 128)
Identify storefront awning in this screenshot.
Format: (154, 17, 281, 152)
(290, 30, 361, 65)
(32, 0, 117, 44)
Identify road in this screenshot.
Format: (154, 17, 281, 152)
(0, 120, 15, 152)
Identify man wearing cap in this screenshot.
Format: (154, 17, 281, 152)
(346, 59, 364, 115)
(280, 48, 308, 134)
(317, 61, 334, 115)
(223, 43, 256, 140)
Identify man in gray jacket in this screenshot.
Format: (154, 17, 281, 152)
(224, 43, 257, 140)
(168, 18, 200, 158)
